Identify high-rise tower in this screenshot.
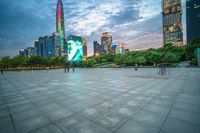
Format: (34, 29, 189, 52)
(101, 32, 112, 54)
(56, 0, 65, 56)
(186, 0, 200, 44)
(162, 0, 183, 45)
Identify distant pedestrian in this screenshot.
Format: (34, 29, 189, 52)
(72, 65, 75, 72)
(64, 66, 66, 73)
(67, 65, 69, 72)
(1, 68, 3, 74)
(135, 64, 138, 71)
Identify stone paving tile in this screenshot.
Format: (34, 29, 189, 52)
(96, 111, 128, 132)
(0, 116, 13, 129)
(55, 114, 90, 132)
(9, 103, 35, 114)
(173, 101, 200, 114)
(15, 114, 50, 133)
(70, 120, 112, 133)
(132, 110, 167, 128)
(38, 103, 64, 113)
(116, 119, 160, 133)
(30, 124, 63, 133)
(44, 107, 74, 122)
(143, 103, 171, 115)
(0, 125, 15, 133)
(0, 109, 10, 118)
(12, 108, 41, 122)
(161, 117, 200, 133)
(80, 106, 108, 120)
(169, 108, 200, 126)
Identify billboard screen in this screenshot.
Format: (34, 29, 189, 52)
(67, 35, 83, 61)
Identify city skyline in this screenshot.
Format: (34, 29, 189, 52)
(0, 0, 187, 57)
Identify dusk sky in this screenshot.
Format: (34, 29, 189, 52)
(0, 0, 186, 57)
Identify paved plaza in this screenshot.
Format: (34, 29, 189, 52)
(0, 68, 200, 133)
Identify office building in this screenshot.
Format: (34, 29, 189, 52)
(93, 41, 101, 56)
(186, 0, 200, 44)
(19, 49, 25, 56)
(52, 32, 61, 56)
(44, 36, 53, 57)
(101, 32, 112, 54)
(23, 47, 35, 57)
(34, 41, 39, 56)
(162, 0, 183, 45)
(38, 37, 45, 56)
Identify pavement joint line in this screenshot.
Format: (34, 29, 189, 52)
(158, 70, 190, 133)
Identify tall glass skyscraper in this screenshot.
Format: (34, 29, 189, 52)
(56, 0, 65, 56)
(162, 0, 183, 45)
(186, 0, 200, 44)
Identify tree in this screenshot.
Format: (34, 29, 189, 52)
(10, 56, 27, 67)
(186, 38, 200, 60)
(124, 55, 134, 66)
(162, 52, 179, 63)
(86, 58, 96, 67)
(134, 56, 146, 65)
(0, 57, 11, 68)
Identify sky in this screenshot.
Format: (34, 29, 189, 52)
(0, 0, 186, 57)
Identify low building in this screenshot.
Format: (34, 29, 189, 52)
(19, 49, 25, 56)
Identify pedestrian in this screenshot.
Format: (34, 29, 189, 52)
(64, 66, 66, 73)
(67, 65, 69, 72)
(1, 68, 3, 74)
(135, 64, 138, 71)
(73, 65, 75, 72)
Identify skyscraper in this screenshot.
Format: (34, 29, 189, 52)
(101, 32, 112, 54)
(34, 41, 39, 56)
(93, 41, 101, 56)
(186, 0, 200, 44)
(56, 0, 65, 56)
(162, 0, 183, 45)
(52, 32, 61, 56)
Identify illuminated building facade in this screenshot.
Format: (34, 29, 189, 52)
(115, 45, 125, 55)
(82, 38, 87, 61)
(101, 32, 112, 54)
(67, 35, 87, 61)
(186, 0, 200, 44)
(162, 0, 183, 45)
(56, 0, 66, 56)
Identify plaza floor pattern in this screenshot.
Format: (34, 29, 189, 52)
(0, 68, 200, 133)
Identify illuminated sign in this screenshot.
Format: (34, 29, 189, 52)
(67, 35, 84, 61)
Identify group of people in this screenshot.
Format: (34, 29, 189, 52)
(158, 63, 169, 75)
(64, 64, 75, 73)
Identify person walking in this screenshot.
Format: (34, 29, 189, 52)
(67, 65, 69, 72)
(72, 64, 75, 72)
(1, 68, 3, 74)
(135, 64, 138, 71)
